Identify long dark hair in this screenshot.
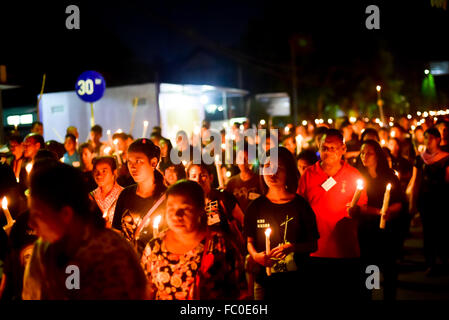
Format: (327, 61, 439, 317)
(260, 146, 300, 195)
(359, 140, 392, 178)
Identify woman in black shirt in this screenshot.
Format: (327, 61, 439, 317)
(244, 147, 319, 300)
(112, 139, 167, 255)
(358, 139, 407, 300)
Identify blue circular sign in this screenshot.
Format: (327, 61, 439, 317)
(75, 71, 106, 103)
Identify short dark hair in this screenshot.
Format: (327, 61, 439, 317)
(8, 135, 23, 145)
(25, 133, 45, 149)
(31, 121, 43, 130)
(128, 138, 160, 163)
(297, 149, 319, 165)
(165, 163, 187, 180)
(92, 156, 117, 172)
(112, 132, 128, 141)
(30, 162, 102, 226)
(186, 161, 214, 177)
(166, 179, 205, 212)
(322, 128, 343, 144)
(78, 142, 94, 154)
(65, 133, 76, 143)
(425, 127, 441, 139)
(90, 125, 103, 135)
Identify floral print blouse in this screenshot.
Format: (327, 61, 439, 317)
(141, 230, 243, 300)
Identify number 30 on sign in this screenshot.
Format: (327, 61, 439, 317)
(75, 71, 106, 103)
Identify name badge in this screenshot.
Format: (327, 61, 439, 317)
(207, 213, 221, 226)
(321, 177, 336, 192)
(72, 161, 80, 168)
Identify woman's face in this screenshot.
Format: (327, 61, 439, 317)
(188, 166, 211, 195)
(360, 144, 377, 169)
(166, 194, 201, 234)
(387, 139, 400, 156)
(93, 162, 116, 188)
(263, 158, 287, 189)
(127, 151, 155, 183)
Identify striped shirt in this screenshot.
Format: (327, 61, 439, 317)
(91, 182, 124, 226)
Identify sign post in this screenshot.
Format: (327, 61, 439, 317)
(75, 71, 106, 127)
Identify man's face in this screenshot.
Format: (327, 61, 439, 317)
(90, 131, 101, 143)
(23, 138, 40, 159)
(31, 124, 43, 136)
(437, 123, 449, 140)
(236, 150, 250, 172)
(320, 136, 346, 166)
(9, 140, 24, 158)
(424, 133, 440, 151)
(93, 162, 115, 188)
(28, 197, 68, 243)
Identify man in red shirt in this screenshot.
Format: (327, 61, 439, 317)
(298, 129, 368, 300)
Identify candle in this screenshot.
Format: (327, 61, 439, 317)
(295, 135, 303, 155)
(265, 228, 272, 276)
(26, 163, 33, 175)
(104, 146, 112, 155)
(107, 130, 112, 146)
(350, 179, 364, 208)
(153, 215, 162, 238)
(215, 155, 224, 188)
(379, 183, 392, 229)
(142, 120, 149, 138)
(2, 197, 15, 233)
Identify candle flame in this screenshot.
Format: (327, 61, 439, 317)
(116, 129, 123, 133)
(104, 147, 112, 155)
(265, 228, 272, 237)
(182, 160, 187, 166)
(376, 85, 381, 92)
(153, 215, 162, 229)
(26, 163, 33, 174)
(386, 183, 392, 191)
(215, 155, 220, 163)
(143, 120, 149, 127)
(113, 139, 119, 145)
(107, 130, 111, 135)
(2, 197, 8, 210)
(357, 179, 364, 190)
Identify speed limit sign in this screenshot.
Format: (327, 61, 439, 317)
(75, 71, 106, 103)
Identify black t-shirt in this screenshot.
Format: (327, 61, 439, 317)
(112, 183, 166, 253)
(359, 170, 405, 231)
(244, 194, 319, 272)
(225, 173, 262, 213)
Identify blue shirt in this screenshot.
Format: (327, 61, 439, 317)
(63, 151, 81, 167)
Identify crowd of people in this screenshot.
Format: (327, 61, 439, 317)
(0, 113, 448, 300)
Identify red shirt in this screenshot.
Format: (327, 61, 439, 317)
(297, 161, 367, 258)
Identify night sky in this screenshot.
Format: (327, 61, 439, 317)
(1, 0, 449, 108)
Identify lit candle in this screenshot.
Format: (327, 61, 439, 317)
(142, 120, 149, 138)
(107, 130, 112, 146)
(104, 146, 112, 155)
(265, 228, 272, 276)
(153, 215, 162, 238)
(295, 134, 303, 155)
(26, 163, 33, 175)
(379, 183, 392, 229)
(113, 139, 122, 166)
(215, 155, 224, 188)
(350, 179, 364, 209)
(2, 197, 15, 232)
(381, 139, 386, 146)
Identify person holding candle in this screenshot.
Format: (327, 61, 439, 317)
(62, 134, 81, 167)
(163, 163, 186, 187)
(20, 133, 45, 193)
(112, 138, 167, 255)
(245, 147, 319, 300)
(358, 139, 406, 300)
(78, 143, 97, 192)
(297, 129, 367, 300)
(140, 180, 243, 300)
(409, 127, 449, 276)
(88, 125, 106, 158)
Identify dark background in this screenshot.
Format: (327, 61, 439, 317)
(1, 0, 448, 117)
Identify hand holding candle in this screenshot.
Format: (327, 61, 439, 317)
(2, 197, 15, 234)
(379, 183, 392, 229)
(265, 227, 272, 276)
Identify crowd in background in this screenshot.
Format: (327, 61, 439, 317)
(0, 113, 448, 300)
